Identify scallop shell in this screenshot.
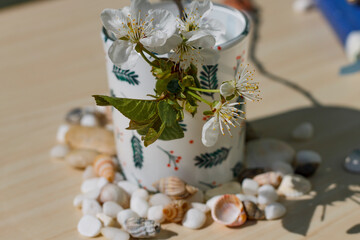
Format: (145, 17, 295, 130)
(125, 217, 161, 238)
(93, 154, 115, 182)
(242, 200, 265, 220)
(153, 177, 198, 199)
(163, 200, 189, 223)
(211, 194, 247, 227)
(277, 174, 311, 197)
(253, 171, 282, 188)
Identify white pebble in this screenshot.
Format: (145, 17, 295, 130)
(73, 188, 101, 208)
(292, 122, 314, 140)
(95, 105, 107, 114)
(258, 185, 278, 205)
(149, 193, 172, 206)
(80, 113, 98, 127)
(82, 199, 102, 216)
(50, 144, 69, 159)
(83, 166, 96, 180)
(73, 194, 84, 208)
(101, 227, 130, 240)
(114, 172, 124, 183)
(103, 201, 124, 218)
(97, 177, 109, 189)
(77, 215, 102, 237)
(81, 178, 100, 193)
(131, 188, 149, 200)
(292, 0, 315, 13)
(206, 195, 222, 209)
(242, 178, 259, 196)
(130, 197, 149, 218)
(56, 124, 70, 143)
(182, 208, 206, 229)
(117, 181, 139, 195)
(270, 161, 294, 176)
(191, 202, 210, 213)
(96, 213, 115, 227)
(186, 189, 204, 203)
(147, 205, 165, 223)
(117, 209, 139, 228)
(296, 150, 322, 164)
(235, 194, 258, 204)
(265, 202, 286, 220)
(345, 31, 360, 62)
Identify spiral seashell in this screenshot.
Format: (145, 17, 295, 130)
(99, 184, 130, 208)
(125, 217, 161, 238)
(163, 200, 189, 223)
(153, 177, 198, 200)
(242, 200, 265, 220)
(277, 174, 311, 197)
(253, 171, 282, 188)
(211, 194, 247, 227)
(93, 154, 115, 182)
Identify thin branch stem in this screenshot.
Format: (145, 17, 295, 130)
(188, 86, 220, 93)
(187, 91, 212, 106)
(139, 50, 156, 67)
(142, 48, 159, 60)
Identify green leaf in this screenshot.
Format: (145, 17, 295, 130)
(159, 122, 184, 140)
(93, 95, 157, 122)
(167, 79, 181, 93)
(203, 110, 214, 116)
(143, 123, 166, 147)
(155, 74, 177, 94)
(158, 101, 177, 127)
(185, 101, 197, 116)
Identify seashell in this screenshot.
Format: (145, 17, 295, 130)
(242, 178, 259, 196)
(294, 150, 321, 177)
(206, 195, 222, 209)
(93, 154, 116, 182)
(257, 184, 278, 205)
(292, 122, 314, 140)
(149, 193, 172, 206)
(182, 208, 207, 229)
(163, 200, 189, 223)
(211, 194, 247, 227)
(205, 181, 242, 200)
(153, 177, 198, 200)
(237, 168, 265, 183)
(66, 149, 98, 169)
(77, 215, 101, 237)
(147, 205, 165, 223)
(65, 125, 116, 155)
(117, 209, 139, 228)
(125, 217, 161, 238)
(278, 174, 311, 197)
(242, 200, 265, 220)
(344, 149, 360, 174)
(253, 172, 282, 188)
(130, 197, 149, 218)
(101, 227, 130, 240)
(103, 201, 124, 218)
(265, 202, 286, 220)
(100, 183, 130, 208)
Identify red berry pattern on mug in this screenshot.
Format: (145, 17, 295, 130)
(158, 146, 181, 171)
(199, 180, 221, 189)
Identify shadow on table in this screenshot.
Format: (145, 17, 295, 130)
(250, 105, 360, 236)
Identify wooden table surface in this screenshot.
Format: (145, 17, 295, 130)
(1, 0, 359, 239)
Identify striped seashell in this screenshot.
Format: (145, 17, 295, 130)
(163, 200, 189, 223)
(253, 171, 283, 188)
(211, 194, 247, 227)
(125, 217, 161, 238)
(153, 177, 198, 200)
(93, 154, 115, 182)
(242, 200, 265, 220)
(278, 174, 311, 197)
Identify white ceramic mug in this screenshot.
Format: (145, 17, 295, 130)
(101, 2, 250, 190)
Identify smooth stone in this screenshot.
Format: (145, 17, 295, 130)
(131, 188, 149, 201)
(65, 107, 83, 124)
(95, 105, 107, 114)
(77, 215, 102, 237)
(83, 165, 97, 180)
(278, 174, 312, 197)
(344, 149, 360, 174)
(147, 205, 165, 223)
(149, 193, 172, 206)
(117, 209, 139, 228)
(66, 149, 98, 169)
(205, 181, 242, 200)
(292, 122, 314, 140)
(103, 201, 124, 218)
(73, 188, 102, 208)
(235, 194, 258, 204)
(80, 113, 99, 127)
(50, 144, 70, 159)
(242, 178, 259, 196)
(182, 208, 206, 229)
(96, 213, 115, 227)
(265, 203, 286, 220)
(191, 202, 210, 213)
(117, 181, 140, 195)
(206, 195, 222, 209)
(130, 197, 149, 218)
(100, 184, 130, 208)
(246, 139, 295, 168)
(97, 177, 109, 189)
(293, 0, 315, 13)
(295, 150, 321, 177)
(81, 178, 100, 193)
(270, 161, 294, 176)
(101, 227, 130, 240)
(257, 185, 278, 205)
(73, 194, 84, 208)
(186, 189, 204, 203)
(56, 124, 70, 143)
(82, 199, 102, 216)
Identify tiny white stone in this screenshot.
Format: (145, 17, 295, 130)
(149, 193, 172, 206)
(345, 31, 360, 62)
(101, 227, 130, 240)
(205, 181, 242, 200)
(113, 172, 124, 183)
(131, 188, 149, 201)
(82, 199, 102, 216)
(206, 195, 222, 209)
(186, 189, 204, 203)
(50, 144, 69, 159)
(97, 177, 109, 189)
(103, 201, 124, 218)
(95, 105, 107, 114)
(83, 166, 96, 180)
(96, 212, 115, 227)
(235, 194, 258, 204)
(292, 0, 315, 13)
(73, 194, 84, 208)
(296, 150, 322, 164)
(147, 205, 165, 223)
(56, 124, 70, 143)
(73, 189, 101, 208)
(117, 181, 139, 195)
(130, 197, 149, 218)
(258, 185, 278, 205)
(117, 209, 139, 228)
(191, 202, 210, 213)
(242, 178, 259, 196)
(292, 122, 314, 140)
(182, 208, 206, 229)
(270, 161, 294, 176)
(80, 113, 99, 127)
(81, 178, 100, 193)
(77, 215, 102, 237)
(265, 202, 286, 220)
